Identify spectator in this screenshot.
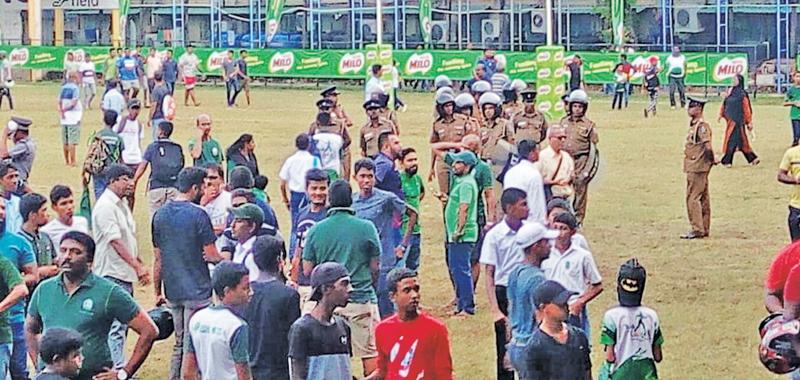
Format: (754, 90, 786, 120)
(200, 163, 231, 236)
(503, 139, 547, 223)
(222, 50, 243, 108)
(290, 168, 329, 313)
(302, 179, 380, 378)
(0, 163, 21, 233)
(477, 48, 498, 80)
(246, 235, 300, 379)
(92, 164, 149, 370)
(58, 71, 82, 167)
(101, 79, 126, 116)
(444, 151, 479, 316)
(183, 262, 252, 380)
(566, 54, 583, 92)
(117, 48, 139, 99)
(373, 133, 404, 199)
(188, 114, 224, 166)
(536, 126, 575, 201)
(289, 262, 354, 380)
(178, 45, 202, 107)
(490, 59, 509, 95)
(26, 231, 157, 380)
(0, 248, 27, 379)
(226, 134, 259, 178)
(375, 268, 454, 379)
(365, 64, 385, 102)
(144, 48, 162, 96)
(115, 99, 144, 210)
(19, 193, 58, 282)
(398, 148, 423, 270)
(79, 53, 96, 110)
(228, 167, 279, 232)
(546, 198, 590, 251)
(83, 110, 124, 199)
(102, 48, 117, 85)
(0, 52, 13, 111)
(162, 49, 178, 95)
(253, 175, 268, 203)
(133, 121, 184, 218)
(279, 133, 319, 227)
(666, 45, 687, 109)
(0, 116, 36, 193)
(230, 203, 266, 279)
(152, 167, 223, 380)
(147, 72, 171, 140)
(34, 327, 83, 380)
(464, 63, 486, 92)
(41, 185, 90, 249)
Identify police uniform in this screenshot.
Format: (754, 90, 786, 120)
(682, 98, 714, 239)
(309, 99, 352, 179)
(430, 113, 478, 194)
(560, 114, 598, 223)
(503, 102, 521, 120)
(360, 100, 397, 158)
(480, 117, 513, 161)
(321, 87, 354, 128)
(511, 109, 549, 144)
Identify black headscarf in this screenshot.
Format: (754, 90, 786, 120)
(724, 74, 748, 126)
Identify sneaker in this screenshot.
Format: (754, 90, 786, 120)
(750, 158, 761, 166)
(671, 106, 676, 110)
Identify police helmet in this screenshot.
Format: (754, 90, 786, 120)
(454, 93, 476, 109)
(567, 89, 589, 105)
(436, 92, 456, 106)
(471, 80, 492, 94)
(434, 75, 453, 90)
(479, 92, 503, 108)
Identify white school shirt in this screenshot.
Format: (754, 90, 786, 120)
(541, 243, 602, 304)
(479, 219, 525, 287)
(503, 159, 547, 223)
(279, 150, 319, 193)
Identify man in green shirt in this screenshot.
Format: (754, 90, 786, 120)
(103, 48, 118, 85)
(302, 179, 381, 378)
(19, 193, 58, 282)
(188, 114, 224, 166)
(26, 231, 158, 380)
(0, 251, 28, 379)
(399, 148, 423, 271)
(444, 150, 479, 316)
(784, 72, 800, 146)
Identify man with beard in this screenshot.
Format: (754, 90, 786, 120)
(399, 148, 424, 271)
(374, 268, 453, 379)
(91, 164, 149, 371)
(26, 231, 158, 380)
(359, 100, 397, 159)
(309, 98, 349, 180)
(511, 90, 549, 144)
(445, 151, 479, 316)
(428, 92, 476, 196)
(560, 90, 598, 224)
(374, 133, 403, 199)
(151, 167, 224, 380)
(290, 169, 329, 313)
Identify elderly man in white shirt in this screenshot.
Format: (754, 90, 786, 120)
(91, 164, 150, 369)
(503, 139, 547, 223)
(536, 125, 575, 201)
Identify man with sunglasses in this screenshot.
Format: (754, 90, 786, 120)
(188, 114, 223, 167)
(537, 126, 575, 202)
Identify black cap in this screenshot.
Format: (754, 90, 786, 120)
(520, 90, 537, 103)
(617, 258, 646, 307)
(320, 86, 339, 97)
(363, 99, 382, 110)
(688, 96, 708, 108)
(316, 98, 334, 109)
(533, 280, 576, 307)
(8, 117, 32, 133)
(309, 262, 349, 301)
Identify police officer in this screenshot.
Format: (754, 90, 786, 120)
(321, 86, 353, 128)
(309, 98, 352, 179)
(478, 92, 513, 162)
(376, 93, 400, 133)
(433, 86, 456, 119)
(501, 79, 527, 120)
(511, 89, 549, 144)
(428, 92, 477, 195)
(454, 93, 482, 136)
(560, 89, 598, 224)
(360, 99, 397, 158)
(471, 80, 492, 124)
(682, 97, 716, 239)
(434, 74, 453, 91)
(1, 116, 35, 193)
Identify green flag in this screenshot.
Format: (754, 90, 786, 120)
(611, 0, 624, 47)
(119, 0, 130, 16)
(266, 0, 285, 43)
(419, 0, 432, 44)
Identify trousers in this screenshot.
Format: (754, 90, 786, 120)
(686, 171, 711, 235)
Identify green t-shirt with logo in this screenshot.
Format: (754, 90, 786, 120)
(0, 256, 21, 344)
(786, 85, 800, 120)
(399, 171, 423, 234)
(444, 173, 478, 243)
(188, 137, 224, 166)
(444, 153, 493, 223)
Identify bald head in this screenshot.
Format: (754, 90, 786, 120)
(196, 114, 212, 133)
(461, 134, 481, 153)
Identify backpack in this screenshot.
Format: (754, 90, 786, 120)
(150, 140, 184, 184)
(83, 132, 120, 176)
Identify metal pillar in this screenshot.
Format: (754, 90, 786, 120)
(660, 0, 673, 51)
(210, 0, 222, 48)
(393, 0, 399, 48)
(466, 0, 470, 46)
(716, 0, 729, 52)
(509, 0, 514, 51)
(777, 0, 791, 93)
(172, 0, 185, 47)
(354, 0, 363, 47)
(399, 0, 406, 48)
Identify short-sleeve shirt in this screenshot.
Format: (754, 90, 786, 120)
(0, 256, 21, 344)
(542, 244, 603, 304)
(103, 57, 118, 79)
(288, 314, 352, 380)
(186, 305, 249, 380)
(302, 208, 380, 304)
(8, 138, 35, 183)
(479, 220, 524, 287)
(179, 53, 201, 77)
(79, 61, 96, 84)
(92, 190, 138, 283)
(162, 58, 179, 83)
(523, 324, 591, 379)
(684, 119, 713, 173)
(399, 172, 423, 234)
(59, 83, 83, 125)
(445, 153, 493, 223)
(4, 194, 22, 234)
(666, 54, 686, 78)
(152, 200, 217, 302)
(279, 150, 319, 193)
(28, 273, 140, 380)
(246, 280, 300, 377)
(600, 305, 663, 379)
(0, 231, 35, 324)
(765, 241, 800, 293)
(291, 206, 328, 286)
(19, 229, 56, 268)
(353, 189, 407, 267)
(188, 137, 224, 166)
(507, 264, 545, 343)
(41, 216, 90, 251)
(787, 86, 800, 120)
(117, 56, 138, 81)
(375, 313, 453, 380)
(503, 159, 548, 223)
(150, 84, 170, 120)
(94, 128, 125, 169)
(780, 145, 800, 209)
(102, 89, 126, 116)
(374, 153, 403, 199)
(444, 174, 478, 243)
(116, 117, 143, 165)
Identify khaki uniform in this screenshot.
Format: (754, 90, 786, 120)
(560, 115, 599, 223)
(511, 110, 549, 144)
(503, 103, 522, 120)
(430, 114, 479, 194)
(380, 109, 400, 133)
(473, 103, 485, 124)
(332, 103, 354, 127)
(480, 117, 513, 219)
(309, 118, 352, 179)
(359, 118, 397, 158)
(684, 118, 714, 235)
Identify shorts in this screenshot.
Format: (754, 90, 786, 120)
(121, 79, 140, 90)
(82, 82, 96, 95)
(297, 286, 315, 315)
(61, 124, 80, 145)
(184, 76, 197, 90)
(334, 302, 379, 359)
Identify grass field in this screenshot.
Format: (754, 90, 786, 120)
(1, 82, 793, 379)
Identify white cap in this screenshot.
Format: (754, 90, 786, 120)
(514, 222, 559, 248)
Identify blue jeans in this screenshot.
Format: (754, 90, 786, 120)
(0, 343, 12, 379)
(226, 79, 241, 106)
(567, 305, 591, 338)
(447, 242, 475, 314)
(93, 175, 108, 200)
(404, 234, 421, 271)
(150, 118, 166, 140)
(105, 276, 133, 370)
(289, 191, 306, 228)
(9, 321, 26, 380)
(508, 340, 529, 379)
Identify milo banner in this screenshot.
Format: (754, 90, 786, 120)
(365, 44, 394, 104)
(0, 45, 746, 86)
(419, 0, 432, 44)
(266, 0, 285, 43)
(535, 46, 567, 121)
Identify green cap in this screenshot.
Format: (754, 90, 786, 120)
(229, 203, 264, 226)
(452, 150, 478, 168)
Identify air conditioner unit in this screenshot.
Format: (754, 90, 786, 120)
(362, 19, 377, 37)
(481, 18, 501, 45)
(431, 21, 448, 44)
(673, 7, 704, 34)
(530, 9, 546, 34)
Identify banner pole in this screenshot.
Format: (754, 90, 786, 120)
(377, 0, 383, 44)
(545, 0, 553, 45)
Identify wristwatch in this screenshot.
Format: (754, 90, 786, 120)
(117, 369, 129, 380)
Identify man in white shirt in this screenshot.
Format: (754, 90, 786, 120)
(536, 126, 575, 201)
(41, 185, 89, 250)
(365, 64, 386, 102)
(91, 164, 150, 370)
(229, 203, 265, 280)
(279, 133, 319, 229)
(200, 163, 231, 236)
(666, 45, 687, 109)
(541, 211, 602, 337)
(79, 53, 97, 110)
(145, 48, 163, 95)
(503, 140, 547, 223)
(102, 80, 126, 117)
(0, 51, 14, 110)
(178, 45, 202, 107)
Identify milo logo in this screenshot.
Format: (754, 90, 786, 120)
(339, 52, 364, 75)
(538, 101, 552, 113)
(631, 55, 659, 80)
(9, 48, 28, 66)
(554, 51, 564, 61)
(538, 84, 552, 95)
(713, 57, 747, 82)
(270, 52, 294, 73)
(554, 101, 565, 112)
(405, 53, 433, 75)
(554, 68, 565, 78)
(206, 51, 226, 71)
(554, 84, 566, 95)
(537, 52, 550, 62)
(66, 48, 85, 62)
(537, 68, 551, 79)
(267, 20, 279, 38)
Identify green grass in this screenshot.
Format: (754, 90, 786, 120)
(2, 83, 791, 379)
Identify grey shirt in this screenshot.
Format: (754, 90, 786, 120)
(223, 60, 237, 80)
(8, 138, 35, 184)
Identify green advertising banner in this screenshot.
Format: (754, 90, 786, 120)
(365, 44, 394, 103)
(266, 0, 285, 43)
(419, 0, 432, 44)
(0, 45, 747, 86)
(535, 46, 567, 121)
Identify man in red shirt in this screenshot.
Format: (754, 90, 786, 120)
(764, 240, 800, 317)
(374, 268, 453, 380)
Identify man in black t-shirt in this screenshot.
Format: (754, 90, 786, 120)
(133, 121, 185, 218)
(246, 235, 300, 379)
(148, 72, 171, 140)
(290, 168, 329, 313)
(567, 55, 583, 92)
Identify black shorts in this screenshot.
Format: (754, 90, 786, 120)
(471, 222, 487, 265)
